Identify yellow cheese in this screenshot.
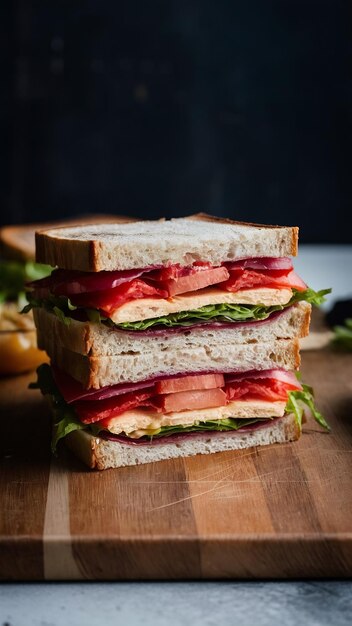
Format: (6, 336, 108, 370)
(109, 287, 292, 323)
(105, 399, 286, 436)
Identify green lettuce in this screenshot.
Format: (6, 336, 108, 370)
(148, 418, 265, 438)
(22, 292, 78, 324)
(29, 363, 85, 453)
(332, 318, 352, 351)
(287, 384, 330, 431)
(0, 260, 52, 304)
(24, 287, 331, 330)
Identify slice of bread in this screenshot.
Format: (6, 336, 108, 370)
(37, 335, 300, 388)
(65, 413, 300, 469)
(35, 213, 299, 271)
(0, 214, 135, 262)
(33, 302, 311, 357)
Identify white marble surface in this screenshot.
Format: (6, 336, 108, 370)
(1, 245, 352, 625)
(1, 581, 352, 626)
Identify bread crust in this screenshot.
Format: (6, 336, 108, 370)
(65, 413, 301, 470)
(186, 213, 299, 256)
(35, 213, 299, 271)
(35, 215, 138, 268)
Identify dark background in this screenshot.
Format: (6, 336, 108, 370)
(1, 1, 351, 241)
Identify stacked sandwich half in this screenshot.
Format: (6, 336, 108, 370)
(28, 214, 329, 469)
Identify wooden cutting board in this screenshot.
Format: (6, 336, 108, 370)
(1, 344, 351, 580)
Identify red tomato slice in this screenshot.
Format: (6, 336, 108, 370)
(161, 388, 227, 413)
(223, 269, 307, 292)
(161, 266, 230, 296)
(226, 378, 300, 403)
(68, 279, 168, 316)
(155, 373, 225, 394)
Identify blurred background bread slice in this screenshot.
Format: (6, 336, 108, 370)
(0, 214, 135, 261)
(0, 214, 136, 375)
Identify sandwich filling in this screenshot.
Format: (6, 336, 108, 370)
(32, 364, 330, 451)
(25, 257, 329, 330)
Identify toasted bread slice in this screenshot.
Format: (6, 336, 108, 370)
(35, 213, 299, 271)
(37, 335, 300, 388)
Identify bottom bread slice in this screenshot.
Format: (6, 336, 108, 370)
(66, 413, 300, 470)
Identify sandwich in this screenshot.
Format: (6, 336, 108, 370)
(27, 214, 330, 469)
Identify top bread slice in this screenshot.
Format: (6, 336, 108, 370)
(35, 213, 299, 272)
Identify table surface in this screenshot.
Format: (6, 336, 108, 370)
(1, 244, 352, 625)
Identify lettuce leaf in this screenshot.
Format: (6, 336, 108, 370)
(287, 384, 330, 431)
(332, 318, 352, 351)
(146, 418, 265, 438)
(290, 287, 331, 307)
(23, 292, 78, 323)
(30, 363, 85, 453)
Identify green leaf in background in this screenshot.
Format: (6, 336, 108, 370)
(332, 318, 352, 351)
(24, 262, 52, 282)
(0, 260, 52, 304)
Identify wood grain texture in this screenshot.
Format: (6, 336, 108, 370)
(0, 345, 351, 580)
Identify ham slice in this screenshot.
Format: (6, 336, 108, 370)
(225, 257, 293, 271)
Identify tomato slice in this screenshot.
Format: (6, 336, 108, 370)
(223, 269, 307, 292)
(226, 378, 300, 403)
(68, 279, 168, 316)
(160, 388, 227, 413)
(155, 373, 225, 394)
(161, 266, 230, 296)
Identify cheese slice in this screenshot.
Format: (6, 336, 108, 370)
(109, 287, 293, 323)
(104, 399, 287, 436)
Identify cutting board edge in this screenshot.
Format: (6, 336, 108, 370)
(1, 534, 352, 580)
